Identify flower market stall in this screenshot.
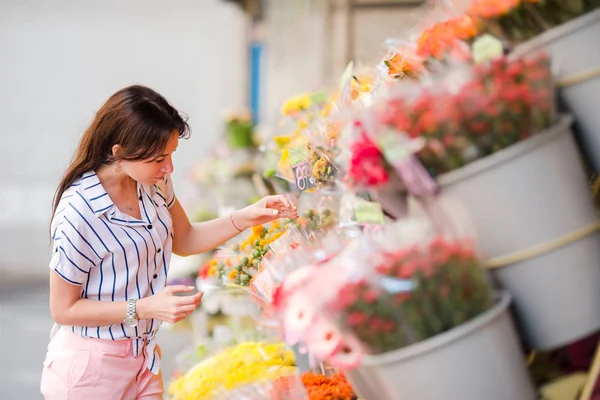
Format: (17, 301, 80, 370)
(167, 0, 600, 399)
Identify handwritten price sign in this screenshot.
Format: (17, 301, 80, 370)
(292, 162, 316, 191)
(289, 145, 316, 191)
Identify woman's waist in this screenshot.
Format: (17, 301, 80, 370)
(53, 325, 159, 354)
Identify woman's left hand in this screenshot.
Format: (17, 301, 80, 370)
(234, 195, 298, 230)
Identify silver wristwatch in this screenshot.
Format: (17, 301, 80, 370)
(124, 298, 138, 327)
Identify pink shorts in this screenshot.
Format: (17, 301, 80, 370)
(40, 328, 164, 400)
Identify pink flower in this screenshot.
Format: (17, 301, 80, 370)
(305, 317, 343, 359)
(329, 335, 364, 369)
(347, 312, 369, 326)
(283, 294, 316, 344)
(362, 289, 379, 304)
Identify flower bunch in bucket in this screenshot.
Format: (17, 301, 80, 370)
(468, 0, 600, 44)
(330, 235, 492, 354)
(376, 53, 553, 176)
(416, 15, 479, 62)
(274, 219, 493, 369)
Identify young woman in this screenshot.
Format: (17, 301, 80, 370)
(41, 85, 297, 399)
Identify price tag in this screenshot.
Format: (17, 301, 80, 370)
(354, 201, 385, 225)
(472, 34, 504, 64)
(289, 145, 315, 191)
(292, 162, 315, 191)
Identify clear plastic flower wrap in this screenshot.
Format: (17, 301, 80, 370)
(168, 340, 297, 400)
(369, 52, 554, 179)
(293, 190, 341, 234)
(276, 217, 494, 369)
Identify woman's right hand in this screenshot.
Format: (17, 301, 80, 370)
(136, 285, 203, 324)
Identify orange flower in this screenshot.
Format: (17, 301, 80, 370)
(416, 16, 478, 59)
(208, 265, 216, 277)
(251, 225, 264, 235)
(468, 0, 521, 18)
(385, 51, 423, 79)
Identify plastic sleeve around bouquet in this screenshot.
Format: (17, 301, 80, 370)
(303, 122, 341, 186)
(370, 52, 554, 179)
(168, 340, 297, 400)
(325, 221, 494, 357)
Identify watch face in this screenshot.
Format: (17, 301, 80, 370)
(125, 317, 138, 327)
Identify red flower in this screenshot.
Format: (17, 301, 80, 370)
(348, 128, 389, 188)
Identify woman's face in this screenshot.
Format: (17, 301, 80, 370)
(121, 130, 179, 185)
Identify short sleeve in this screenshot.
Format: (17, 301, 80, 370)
(49, 214, 98, 286)
(157, 174, 176, 208)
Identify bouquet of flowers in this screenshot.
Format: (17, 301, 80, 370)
(375, 53, 553, 177)
(168, 341, 297, 400)
(330, 235, 492, 354)
(205, 222, 288, 286)
(275, 218, 493, 368)
(271, 372, 356, 400)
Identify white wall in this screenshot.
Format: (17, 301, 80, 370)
(0, 0, 249, 277)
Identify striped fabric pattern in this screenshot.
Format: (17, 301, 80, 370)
(49, 171, 176, 374)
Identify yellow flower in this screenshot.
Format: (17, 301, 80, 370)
(297, 119, 308, 129)
(269, 231, 284, 242)
(321, 103, 332, 117)
(251, 225, 264, 235)
(278, 149, 294, 181)
(207, 265, 216, 277)
(273, 135, 291, 149)
(297, 94, 311, 110)
(228, 270, 238, 280)
(271, 221, 280, 230)
(209, 259, 218, 267)
(168, 342, 296, 399)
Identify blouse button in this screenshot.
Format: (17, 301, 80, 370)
(147, 225, 153, 229)
(157, 248, 162, 253)
(153, 274, 158, 279)
(139, 196, 143, 201)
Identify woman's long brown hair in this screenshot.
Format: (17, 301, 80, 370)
(51, 85, 190, 227)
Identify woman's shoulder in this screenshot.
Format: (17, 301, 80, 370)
(51, 173, 100, 229)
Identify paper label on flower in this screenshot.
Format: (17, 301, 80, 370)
(340, 61, 354, 91)
(354, 201, 385, 225)
(376, 130, 437, 196)
(378, 133, 411, 162)
(289, 145, 309, 167)
(472, 34, 503, 64)
(340, 61, 354, 104)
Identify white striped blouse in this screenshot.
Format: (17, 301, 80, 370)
(49, 171, 176, 374)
